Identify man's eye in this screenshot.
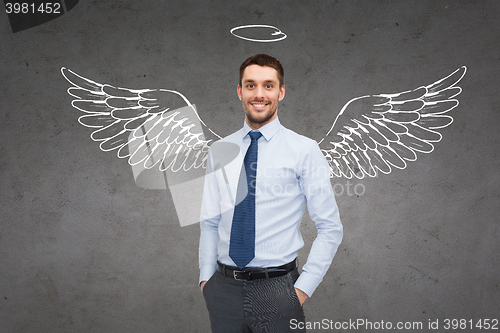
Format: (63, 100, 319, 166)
(247, 85, 254, 88)
(266, 85, 273, 89)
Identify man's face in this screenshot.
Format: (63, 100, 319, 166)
(237, 64, 285, 130)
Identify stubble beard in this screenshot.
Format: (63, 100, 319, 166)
(243, 100, 278, 127)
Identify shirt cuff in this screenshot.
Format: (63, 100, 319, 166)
(294, 271, 322, 297)
(199, 263, 217, 285)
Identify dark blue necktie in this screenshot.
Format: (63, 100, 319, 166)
(229, 131, 262, 269)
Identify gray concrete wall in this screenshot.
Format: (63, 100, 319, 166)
(1, 1, 499, 332)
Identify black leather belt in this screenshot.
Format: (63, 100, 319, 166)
(217, 258, 297, 281)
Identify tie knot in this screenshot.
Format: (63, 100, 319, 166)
(249, 131, 262, 141)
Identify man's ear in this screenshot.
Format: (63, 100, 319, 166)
(237, 85, 243, 101)
(278, 84, 285, 101)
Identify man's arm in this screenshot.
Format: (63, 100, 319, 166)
(199, 149, 222, 288)
(294, 140, 343, 298)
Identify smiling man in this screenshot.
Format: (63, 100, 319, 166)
(199, 54, 343, 333)
(237, 63, 284, 128)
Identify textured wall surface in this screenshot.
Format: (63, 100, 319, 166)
(1, 1, 499, 332)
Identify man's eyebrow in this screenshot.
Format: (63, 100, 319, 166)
(242, 79, 277, 84)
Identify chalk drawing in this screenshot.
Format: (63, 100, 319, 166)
(230, 25, 287, 43)
(318, 66, 467, 179)
(61, 67, 221, 175)
(63, 66, 466, 181)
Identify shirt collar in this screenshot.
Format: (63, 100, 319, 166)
(242, 117, 282, 142)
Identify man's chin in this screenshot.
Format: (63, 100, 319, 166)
(246, 113, 276, 127)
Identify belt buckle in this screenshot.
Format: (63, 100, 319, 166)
(233, 270, 247, 281)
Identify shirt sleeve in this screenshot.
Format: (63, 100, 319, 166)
(199, 148, 221, 284)
(294, 140, 343, 297)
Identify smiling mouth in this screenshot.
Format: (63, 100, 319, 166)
(250, 101, 269, 110)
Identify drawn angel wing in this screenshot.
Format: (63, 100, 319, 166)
(319, 66, 466, 179)
(61, 67, 221, 173)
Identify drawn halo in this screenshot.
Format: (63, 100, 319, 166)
(230, 25, 287, 43)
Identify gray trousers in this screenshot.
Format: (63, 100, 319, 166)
(202, 268, 306, 333)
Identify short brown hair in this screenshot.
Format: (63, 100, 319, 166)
(239, 54, 284, 88)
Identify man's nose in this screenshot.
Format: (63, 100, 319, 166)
(254, 86, 265, 98)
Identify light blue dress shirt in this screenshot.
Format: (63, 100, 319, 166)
(199, 117, 343, 296)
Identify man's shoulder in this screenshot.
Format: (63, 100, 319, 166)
(280, 125, 317, 146)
